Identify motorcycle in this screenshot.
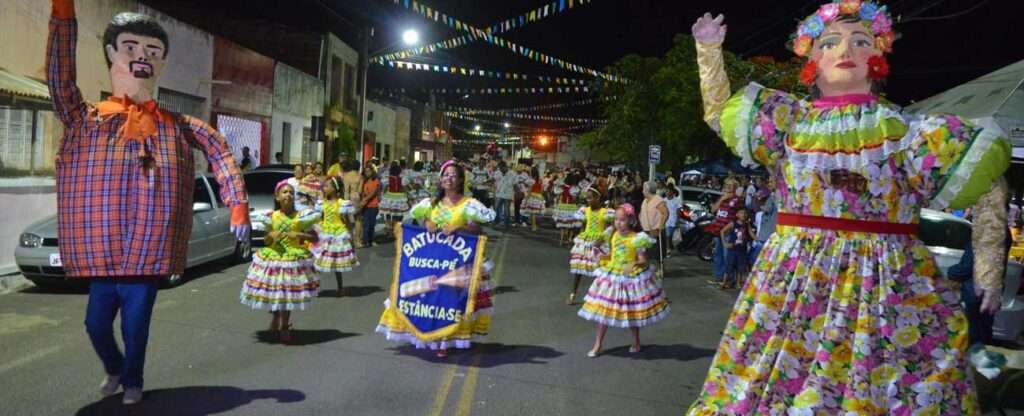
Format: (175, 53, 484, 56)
(675, 205, 716, 262)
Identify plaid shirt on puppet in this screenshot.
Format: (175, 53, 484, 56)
(47, 16, 247, 278)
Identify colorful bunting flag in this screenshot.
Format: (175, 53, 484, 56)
(382, 60, 590, 85)
(387, 0, 628, 84)
(375, 86, 591, 95)
(445, 111, 606, 124)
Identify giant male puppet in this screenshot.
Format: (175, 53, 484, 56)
(47, 0, 250, 405)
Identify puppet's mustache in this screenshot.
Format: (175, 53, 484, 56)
(129, 61, 153, 79)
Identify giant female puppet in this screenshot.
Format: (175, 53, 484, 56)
(688, 1, 1010, 414)
(47, 0, 250, 405)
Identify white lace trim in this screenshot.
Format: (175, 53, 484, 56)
(374, 326, 481, 350)
(729, 84, 761, 168)
(577, 306, 670, 328)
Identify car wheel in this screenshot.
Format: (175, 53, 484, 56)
(162, 273, 184, 288)
(233, 237, 253, 264)
(697, 236, 715, 262)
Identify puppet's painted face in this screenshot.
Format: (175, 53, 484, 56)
(106, 32, 166, 99)
(810, 20, 879, 95)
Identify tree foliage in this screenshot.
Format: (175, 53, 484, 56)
(583, 34, 805, 169)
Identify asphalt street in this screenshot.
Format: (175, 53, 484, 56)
(1, 225, 1022, 416)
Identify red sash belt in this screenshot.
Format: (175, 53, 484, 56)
(777, 213, 918, 235)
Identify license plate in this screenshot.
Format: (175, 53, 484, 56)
(49, 253, 62, 267)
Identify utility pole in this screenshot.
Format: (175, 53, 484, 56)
(357, 26, 371, 169)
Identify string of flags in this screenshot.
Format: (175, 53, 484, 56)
(376, 0, 595, 63)
(446, 111, 606, 124)
(382, 60, 590, 85)
(389, 0, 629, 84)
(486, 0, 595, 35)
(451, 121, 594, 136)
(375, 86, 590, 95)
(440, 97, 612, 113)
(374, 34, 474, 64)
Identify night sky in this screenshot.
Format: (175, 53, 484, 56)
(148, 0, 1024, 133)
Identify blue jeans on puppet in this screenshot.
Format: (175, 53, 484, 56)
(85, 280, 159, 389)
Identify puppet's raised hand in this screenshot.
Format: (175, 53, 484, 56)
(692, 13, 727, 44)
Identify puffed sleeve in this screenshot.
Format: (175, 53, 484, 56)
(573, 206, 587, 221)
(632, 232, 657, 251)
(719, 83, 804, 168)
(463, 198, 496, 224)
(296, 208, 322, 231)
(250, 211, 273, 229)
(910, 115, 1012, 210)
(408, 198, 434, 222)
(338, 199, 355, 215)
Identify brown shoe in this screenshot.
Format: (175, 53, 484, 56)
(279, 324, 292, 343)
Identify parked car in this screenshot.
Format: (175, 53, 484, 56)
(919, 208, 1024, 342)
(243, 168, 390, 245)
(678, 186, 722, 218)
(14, 174, 250, 288)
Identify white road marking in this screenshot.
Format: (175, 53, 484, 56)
(0, 345, 61, 375)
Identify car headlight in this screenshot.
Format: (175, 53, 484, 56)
(19, 233, 42, 248)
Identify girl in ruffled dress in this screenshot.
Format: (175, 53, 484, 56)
(376, 161, 497, 357)
(553, 175, 582, 245)
(578, 204, 671, 357)
(312, 177, 359, 297)
(240, 180, 321, 343)
(380, 161, 409, 236)
(567, 188, 614, 305)
(520, 167, 546, 232)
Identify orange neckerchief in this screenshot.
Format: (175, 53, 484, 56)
(95, 96, 172, 158)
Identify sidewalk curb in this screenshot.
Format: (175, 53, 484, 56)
(0, 273, 32, 295)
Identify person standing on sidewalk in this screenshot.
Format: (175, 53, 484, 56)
(703, 178, 741, 285)
(718, 207, 755, 290)
(640, 182, 669, 276)
(664, 187, 683, 258)
(46, 0, 250, 404)
(342, 160, 363, 248)
(492, 161, 516, 228)
(360, 166, 381, 247)
(750, 178, 776, 263)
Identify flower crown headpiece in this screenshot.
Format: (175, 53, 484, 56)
(791, 0, 896, 58)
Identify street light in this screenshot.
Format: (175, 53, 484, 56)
(359, 28, 420, 167)
(474, 124, 481, 131)
(402, 29, 419, 46)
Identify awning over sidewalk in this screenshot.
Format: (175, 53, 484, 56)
(0, 68, 50, 101)
(905, 60, 1024, 148)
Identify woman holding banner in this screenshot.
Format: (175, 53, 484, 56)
(376, 161, 497, 357)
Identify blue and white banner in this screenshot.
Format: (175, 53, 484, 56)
(388, 224, 487, 340)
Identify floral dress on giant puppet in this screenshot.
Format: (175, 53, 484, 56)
(687, 1, 1010, 414)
